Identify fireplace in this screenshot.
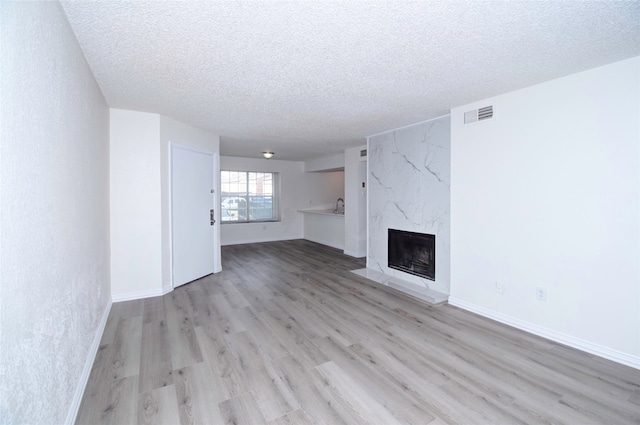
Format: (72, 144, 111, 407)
(388, 229, 435, 281)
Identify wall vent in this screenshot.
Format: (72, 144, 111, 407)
(464, 105, 494, 124)
(478, 105, 493, 120)
(360, 149, 367, 157)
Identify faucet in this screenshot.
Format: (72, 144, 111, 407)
(335, 198, 345, 214)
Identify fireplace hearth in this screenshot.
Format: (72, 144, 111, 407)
(388, 229, 435, 281)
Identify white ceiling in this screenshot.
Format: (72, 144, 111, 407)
(61, 1, 640, 161)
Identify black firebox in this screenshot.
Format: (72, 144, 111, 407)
(388, 229, 435, 281)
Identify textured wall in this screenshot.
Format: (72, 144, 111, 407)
(0, 2, 111, 423)
(368, 116, 451, 295)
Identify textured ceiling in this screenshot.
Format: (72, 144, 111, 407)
(61, 1, 640, 161)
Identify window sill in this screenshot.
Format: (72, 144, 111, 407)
(221, 220, 281, 225)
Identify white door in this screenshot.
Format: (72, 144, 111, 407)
(171, 145, 216, 287)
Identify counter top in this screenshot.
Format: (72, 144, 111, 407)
(298, 209, 345, 217)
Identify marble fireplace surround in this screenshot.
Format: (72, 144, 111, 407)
(356, 115, 450, 305)
(352, 268, 448, 304)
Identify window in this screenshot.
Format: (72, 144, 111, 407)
(220, 171, 279, 223)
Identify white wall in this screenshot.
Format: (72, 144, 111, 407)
(305, 152, 345, 172)
(220, 156, 344, 246)
(368, 116, 451, 295)
(110, 110, 163, 299)
(303, 213, 346, 250)
(160, 116, 221, 285)
(110, 111, 220, 299)
(344, 145, 367, 257)
(450, 56, 640, 368)
(0, 2, 111, 423)
(304, 169, 345, 211)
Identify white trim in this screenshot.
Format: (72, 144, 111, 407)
(221, 236, 300, 247)
(167, 142, 174, 291)
(448, 297, 640, 370)
(112, 287, 165, 302)
(65, 298, 113, 425)
(169, 142, 216, 156)
(212, 152, 221, 274)
(303, 237, 344, 251)
(343, 249, 365, 258)
(366, 113, 451, 138)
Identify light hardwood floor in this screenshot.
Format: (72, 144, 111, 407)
(76, 239, 640, 424)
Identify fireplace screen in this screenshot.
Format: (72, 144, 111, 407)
(388, 229, 435, 281)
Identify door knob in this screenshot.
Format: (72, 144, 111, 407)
(210, 209, 215, 225)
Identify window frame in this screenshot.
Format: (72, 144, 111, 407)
(220, 170, 280, 224)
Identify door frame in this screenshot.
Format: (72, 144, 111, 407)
(168, 142, 221, 289)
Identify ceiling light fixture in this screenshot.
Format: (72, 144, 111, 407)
(262, 151, 274, 159)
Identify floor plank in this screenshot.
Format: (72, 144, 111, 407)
(173, 361, 226, 424)
(226, 330, 300, 421)
(137, 384, 180, 425)
(314, 361, 406, 424)
(166, 312, 203, 370)
(268, 409, 313, 425)
(312, 336, 437, 424)
(76, 239, 640, 425)
(194, 323, 248, 400)
(138, 319, 173, 393)
(219, 393, 268, 425)
(109, 316, 142, 380)
(275, 354, 369, 425)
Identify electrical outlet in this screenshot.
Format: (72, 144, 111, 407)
(536, 287, 547, 301)
(495, 282, 505, 294)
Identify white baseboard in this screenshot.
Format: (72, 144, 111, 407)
(448, 297, 640, 370)
(221, 236, 301, 246)
(65, 298, 113, 425)
(303, 237, 344, 251)
(112, 287, 167, 302)
(343, 249, 366, 258)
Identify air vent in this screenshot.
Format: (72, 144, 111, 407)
(464, 105, 494, 124)
(360, 149, 367, 157)
(478, 105, 493, 121)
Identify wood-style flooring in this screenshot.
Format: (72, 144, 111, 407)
(76, 239, 640, 424)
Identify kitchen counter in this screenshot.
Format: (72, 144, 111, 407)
(298, 209, 344, 217)
(298, 209, 345, 249)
